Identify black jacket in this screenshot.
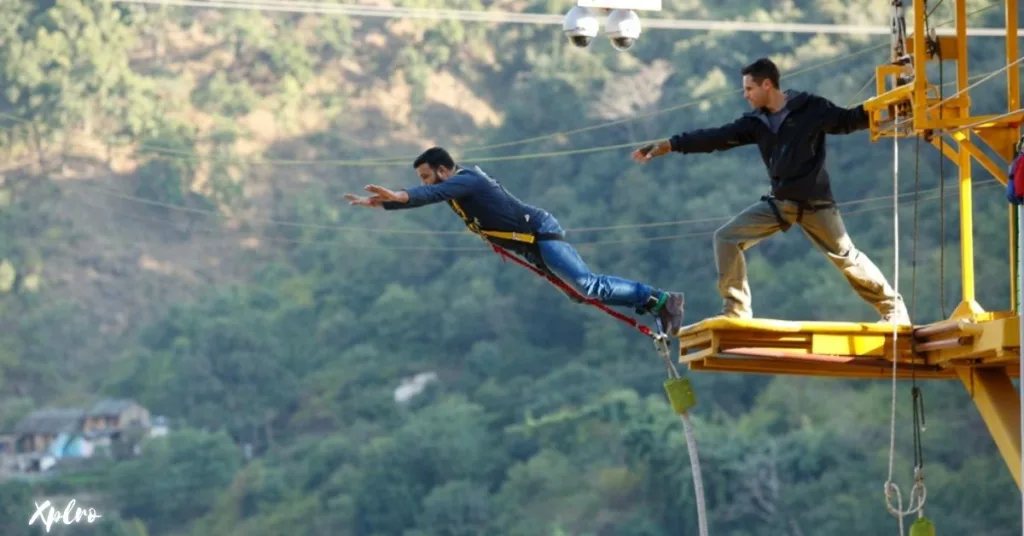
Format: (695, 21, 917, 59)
(668, 89, 869, 202)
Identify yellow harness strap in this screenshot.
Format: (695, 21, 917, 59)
(447, 199, 536, 244)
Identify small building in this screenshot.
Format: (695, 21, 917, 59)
(83, 398, 151, 432)
(12, 408, 85, 454)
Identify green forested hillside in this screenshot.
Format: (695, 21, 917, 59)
(0, 0, 1021, 534)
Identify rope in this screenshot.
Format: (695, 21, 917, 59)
(883, 102, 926, 536)
(883, 114, 904, 536)
(487, 243, 654, 337)
(653, 332, 708, 536)
(679, 408, 708, 536)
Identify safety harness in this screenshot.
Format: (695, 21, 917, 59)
(443, 172, 659, 337)
(445, 198, 564, 250)
(759, 194, 837, 232)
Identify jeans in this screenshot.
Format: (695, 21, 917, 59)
(531, 213, 655, 309)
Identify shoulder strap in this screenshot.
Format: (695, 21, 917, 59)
(447, 199, 481, 234)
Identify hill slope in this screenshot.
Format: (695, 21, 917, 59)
(0, 0, 1020, 535)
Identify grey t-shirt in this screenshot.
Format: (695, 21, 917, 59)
(767, 108, 789, 133)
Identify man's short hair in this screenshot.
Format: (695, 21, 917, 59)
(741, 58, 780, 88)
(413, 146, 455, 170)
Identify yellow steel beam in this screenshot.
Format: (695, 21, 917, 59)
(958, 137, 1013, 184)
(863, 82, 913, 112)
(917, 315, 1021, 366)
(930, 111, 1024, 131)
(1008, 0, 1020, 114)
(954, 0, 977, 306)
(930, 137, 959, 163)
(956, 143, 977, 304)
(956, 366, 1023, 490)
(973, 117, 1024, 167)
(911, 0, 928, 133)
(874, 65, 905, 98)
(689, 357, 957, 380)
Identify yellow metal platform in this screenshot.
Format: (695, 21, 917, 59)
(677, 316, 1020, 380)
(676, 313, 1022, 488)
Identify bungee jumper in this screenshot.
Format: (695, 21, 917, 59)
(344, 146, 686, 337)
(633, 57, 912, 325)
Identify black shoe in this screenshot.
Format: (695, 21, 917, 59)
(655, 291, 685, 335)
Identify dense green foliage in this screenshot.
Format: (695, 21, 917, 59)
(0, 0, 1021, 534)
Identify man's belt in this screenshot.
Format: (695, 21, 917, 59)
(760, 195, 836, 232)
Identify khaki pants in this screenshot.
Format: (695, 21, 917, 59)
(713, 198, 904, 319)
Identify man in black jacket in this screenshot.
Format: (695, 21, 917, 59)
(633, 57, 910, 324)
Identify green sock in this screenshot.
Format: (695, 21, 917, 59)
(649, 292, 667, 313)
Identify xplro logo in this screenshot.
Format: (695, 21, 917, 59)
(28, 499, 103, 533)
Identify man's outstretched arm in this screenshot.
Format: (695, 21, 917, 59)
(633, 116, 758, 161)
(816, 96, 870, 134)
(379, 173, 481, 210)
(669, 116, 759, 153)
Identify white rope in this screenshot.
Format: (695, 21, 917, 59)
(884, 132, 927, 536)
(882, 3, 929, 531)
(653, 334, 708, 536)
(680, 411, 708, 536)
(884, 124, 905, 536)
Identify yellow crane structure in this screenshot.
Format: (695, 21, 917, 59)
(675, 0, 1023, 495)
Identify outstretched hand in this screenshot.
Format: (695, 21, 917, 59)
(631, 140, 672, 163)
(343, 184, 409, 208)
(363, 184, 408, 203)
(343, 193, 383, 208)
